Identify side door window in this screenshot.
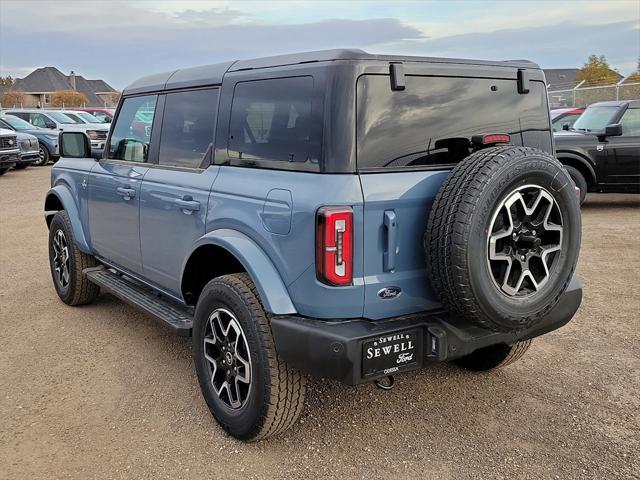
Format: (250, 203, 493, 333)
(227, 76, 318, 169)
(158, 88, 219, 169)
(107, 95, 158, 163)
(29, 113, 49, 128)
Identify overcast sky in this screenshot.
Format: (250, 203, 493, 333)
(1, 0, 638, 90)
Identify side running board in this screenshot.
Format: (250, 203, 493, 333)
(84, 266, 193, 336)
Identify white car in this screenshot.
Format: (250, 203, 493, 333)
(2, 109, 109, 149)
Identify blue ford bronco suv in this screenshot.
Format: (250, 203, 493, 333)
(45, 50, 582, 441)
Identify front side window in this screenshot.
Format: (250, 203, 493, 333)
(47, 111, 77, 124)
(228, 77, 317, 165)
(29, 113, 51, 128)
(620, 108, 640, 136)
(158, 88, 218, 169)
(108, 95, 157, 163)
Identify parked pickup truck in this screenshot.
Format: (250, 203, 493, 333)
(555, 100, 640, 203)
(0, 127, 20, 175)
(45, 50, 583, 441)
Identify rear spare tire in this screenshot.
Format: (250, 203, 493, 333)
(425, 145, 581, 332)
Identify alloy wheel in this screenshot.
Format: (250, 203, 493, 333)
(52, 229, 70, 288)
(203, 308, 252, 409)
(487, 185, 563, 297)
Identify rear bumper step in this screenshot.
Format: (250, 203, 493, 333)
(84, 266, 193, 336)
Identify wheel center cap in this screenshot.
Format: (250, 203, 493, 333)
(225, 351, 233, 365)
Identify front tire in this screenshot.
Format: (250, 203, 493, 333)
(454, 340, 532, 371)
(48, 211, 100, 305)
(0, 167, 9, 176)
(36, 143, 50, 166)
(564, 165, 587, 205)
(13, 163, 29, 170)
(193, 273, 306, 441)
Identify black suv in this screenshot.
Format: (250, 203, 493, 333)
(554, 100, 640, 203)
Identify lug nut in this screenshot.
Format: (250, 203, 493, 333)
(521, 255, 526, 261)
(532, 230, 536, 235)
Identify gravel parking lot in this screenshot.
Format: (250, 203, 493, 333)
(1, 165, 638, 480)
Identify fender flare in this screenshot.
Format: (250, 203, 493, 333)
(555, 151, 597, 184)
(44, 186, 92, 254)
(185, 229, 297, 315)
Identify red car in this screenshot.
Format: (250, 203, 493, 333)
(75, 108, 115, 124)
(551, 107, 585, 131)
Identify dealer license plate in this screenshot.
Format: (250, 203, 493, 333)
(362, 329, 421, 378)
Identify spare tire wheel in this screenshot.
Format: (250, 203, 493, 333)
(425, 145, 581, 332)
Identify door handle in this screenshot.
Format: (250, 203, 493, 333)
(116, 187, 136, 199)
(383, 210, 397, 272)
(175, 197, 200, 213)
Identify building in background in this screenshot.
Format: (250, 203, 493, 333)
(0, 67, 118, 107)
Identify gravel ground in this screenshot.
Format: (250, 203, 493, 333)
(1, 165, 638, 480)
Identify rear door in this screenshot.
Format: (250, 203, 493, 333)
(88, 94, 157, 274)
(356, 73, 551, 319)
(139, 87, 220, 297)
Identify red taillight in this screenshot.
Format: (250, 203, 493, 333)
(316, 206, 353, 286)
(481, 133, 510, 145)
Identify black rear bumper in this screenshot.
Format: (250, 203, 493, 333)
(271, 276, 582, 385)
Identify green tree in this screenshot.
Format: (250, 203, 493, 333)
(577, 55, 620, 86)
(0, 75, 14, 86)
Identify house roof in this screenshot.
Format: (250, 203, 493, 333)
(543, 69, 581, 91)
(544, 67, 625, 91)
(6, 67, 116, 106)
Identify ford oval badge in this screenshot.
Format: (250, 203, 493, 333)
(377, 286, 401, 299)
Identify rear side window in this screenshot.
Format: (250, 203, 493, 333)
(108, 95, 157, 163)
(158, 88, 219, 169)
(356, 75, 550, 170)
(228, 77, 318, 167)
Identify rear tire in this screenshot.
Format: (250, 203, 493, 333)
(48, 211, 100, 305)
(193, 273, 306, 441)
(454, 340, 532, 371)
(0, 167, 9, 176)
(563, 165, 587, 205)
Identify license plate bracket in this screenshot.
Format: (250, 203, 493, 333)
(362, 329, 421, 378)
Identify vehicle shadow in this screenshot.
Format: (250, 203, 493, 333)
(582, 193, 640, 210)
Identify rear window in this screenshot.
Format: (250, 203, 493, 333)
(356, 75, 550, 170)
(228, 76, 319, 169)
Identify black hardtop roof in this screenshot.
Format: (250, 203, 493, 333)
(588, 100, 640, 108)
(123, 48, 541, 95)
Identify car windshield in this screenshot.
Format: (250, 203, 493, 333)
(76, 111, 102, 123)
(47, 111, 78, 124)
(61, 112, 87, 124)
(0, 115, 36, 130)
(571, 106, 618, 132)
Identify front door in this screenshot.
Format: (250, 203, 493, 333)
(139, 88, 220, 298)
(88, 94, 159, 274)
(605, 106, 640, 187)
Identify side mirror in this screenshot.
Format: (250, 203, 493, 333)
(562, 124, 570, 131)
(59, 131, 91, 158)
(45, 121, 56, 129)
(605, 123, 623, 137)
